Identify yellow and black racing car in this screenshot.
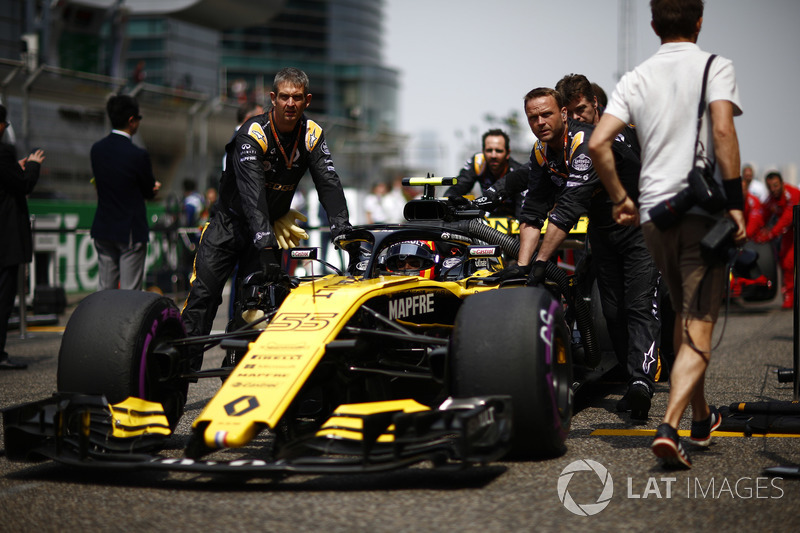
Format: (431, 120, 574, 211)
(3, 178, 611, 480)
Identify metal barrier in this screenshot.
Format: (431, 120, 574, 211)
(17, 223, 346, 305)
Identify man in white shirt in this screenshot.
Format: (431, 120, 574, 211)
(589, 0, 746, 470)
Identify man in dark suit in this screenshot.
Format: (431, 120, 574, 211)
(90, 94, 160, 291)
(0, 104, 45, 369)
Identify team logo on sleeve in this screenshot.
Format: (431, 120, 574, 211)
(473, 153, 486, 175)
(247, 123, 268, 152)
(305, 120, 323, 151)
(572, 153, 592, 172)
(239, 142, 257, 162)
(569, 131, 585, 158)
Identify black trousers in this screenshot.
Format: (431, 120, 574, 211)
(181, 211, 265, 342)
(589, 223, 662, 392)
(0, 264, 20, 356)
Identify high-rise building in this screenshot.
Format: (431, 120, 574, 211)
(0, 0, 402, 197)
(124, 17, 220, 94)
(216, 0, 401, 187)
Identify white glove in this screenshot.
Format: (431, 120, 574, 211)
(274, 209, 309, 249)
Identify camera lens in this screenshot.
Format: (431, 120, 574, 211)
(649, 187, 696, 230)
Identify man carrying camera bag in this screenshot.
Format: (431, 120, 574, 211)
(589, 0, 746, 469)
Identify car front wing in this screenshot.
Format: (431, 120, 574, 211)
(2, 393, 512, 479)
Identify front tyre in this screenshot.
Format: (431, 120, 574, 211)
(450, 287, 573, 458)
(57, 290, 188, 428)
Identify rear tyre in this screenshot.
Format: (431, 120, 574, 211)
(450, 287, 573, 458)
(57, 290, 188, 428)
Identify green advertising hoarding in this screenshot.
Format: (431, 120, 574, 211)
(27, 199, 180, 293)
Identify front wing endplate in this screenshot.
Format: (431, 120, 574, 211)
(2, 393, 512, 478)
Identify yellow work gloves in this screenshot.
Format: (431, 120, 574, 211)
(274, 208, 309, 249)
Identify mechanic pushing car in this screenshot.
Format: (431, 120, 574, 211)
(493, 86, 662, 421)
(181, 67, 352, 366)
(444, 129, 528, 218)
(555, 74, 666, 418)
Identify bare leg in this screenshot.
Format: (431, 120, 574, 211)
(662, 315, 713, 428)
(690, 371, 709, 422)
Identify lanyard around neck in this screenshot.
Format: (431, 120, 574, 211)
(269, 108, 302, 169)
(539, 126, 570, 177)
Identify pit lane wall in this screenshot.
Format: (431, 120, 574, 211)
(28, 199, 177, 293)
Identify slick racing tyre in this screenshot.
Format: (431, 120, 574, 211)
(450, 287, 573, 458)
(57, 290, 188, 428)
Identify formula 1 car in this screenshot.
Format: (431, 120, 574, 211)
(3, 178, 609, 479)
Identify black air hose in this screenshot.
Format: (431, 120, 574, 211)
(446, 219, 520, 257)
(543, 261, 600, 368)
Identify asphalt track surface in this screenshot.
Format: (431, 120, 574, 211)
(2, 294, 799, 532)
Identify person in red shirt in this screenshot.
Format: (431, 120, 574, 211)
(743, 178, 765, 239)
(756, 171, 800, 308)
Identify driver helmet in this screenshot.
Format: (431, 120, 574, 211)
(384, 240, 439, 279)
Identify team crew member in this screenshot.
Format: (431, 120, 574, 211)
(756, 171, 799, 309)
(445, 129, 527, 218)
(502, 87, 660, 420)
(556, 74, 663, 418)
(489, 76, 640, 213)
(743, 176, 765, 239)
(182, 67, 352, 364)
(556, 73, 641, 156)
(589, 0, 745, 469)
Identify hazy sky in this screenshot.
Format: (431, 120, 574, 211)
(384, 0, 800, 181)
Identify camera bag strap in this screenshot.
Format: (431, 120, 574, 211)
(693, 54, 718, 158)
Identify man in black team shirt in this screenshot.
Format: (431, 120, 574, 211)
(556, 73, 641, 156)
(445, 129, 527, 218)
(497, 86, 661, 421)
(182, 67, 352, 366)
(557, 74, 666, 417)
